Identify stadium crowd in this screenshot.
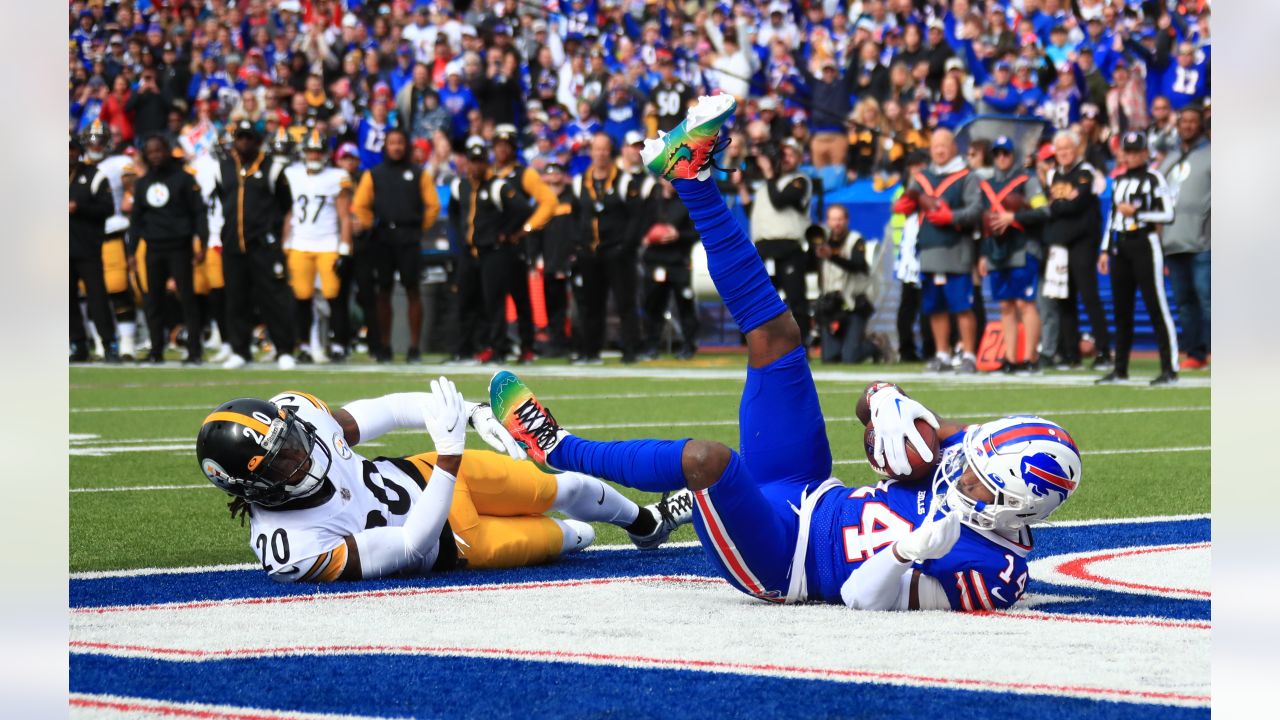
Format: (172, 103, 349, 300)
(68, 0, 1211, 382)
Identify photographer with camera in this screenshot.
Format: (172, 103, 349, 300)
(813, 205, 881, 365)
(746, 138, 814, 339)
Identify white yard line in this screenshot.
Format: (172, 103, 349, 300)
(71, 514, 1206, 580)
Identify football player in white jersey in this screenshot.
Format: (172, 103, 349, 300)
(191, 132, 231, 362)
(282, 130, 352, 363)
(83, 120, 140, 359)
(196, 379, 690, 583)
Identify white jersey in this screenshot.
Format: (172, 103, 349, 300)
(248, 391, 442, 583)
(95, 153, 137, 219)
(284, 165, 350, 252)
(192, 154, 225, 245)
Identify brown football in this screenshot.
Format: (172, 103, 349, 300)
(1001, 192, 1027, 213)
(864, 419, 941, 483)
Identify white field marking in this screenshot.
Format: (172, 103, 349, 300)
(70, 444, 192, 457)
(68, 444, 1207, 494)
(69, 692, 402, 720)
(1029, 543, 1211, 601)
(833, 445, 1210, 466)
(78, 361, 1214, 387)
(69, 575, 1210, 706)
(68, 516, 1207, 581)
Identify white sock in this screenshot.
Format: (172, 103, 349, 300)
(551, 472, 640, 526)
(963, 351, 977, 361)
(554, 518, 595, 555)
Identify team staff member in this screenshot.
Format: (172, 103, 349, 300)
(490, 124, 560, 363)
(528, 162, 584, 359)
(1096, 132, 1178, 386)
(352, 128, 441, 363)
(332, 143, 367, 361)
(213, 120, 299, 370)
(981, 135, 1046, 374)
(283, 131, 354, 363)
(1020, 131, 1112, 370)
(131, 134, 208, 364)
(572, 133, 642, 364)
(748, 138, 813, 339)
(891, 129, 984, 374)
(641, 177, 699, 360)
(448, 144, 531, 364)
(70, 136, 120, 363)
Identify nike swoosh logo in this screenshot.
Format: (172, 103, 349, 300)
(597, 483, 607, 505)
(991, 587, 1006, 603)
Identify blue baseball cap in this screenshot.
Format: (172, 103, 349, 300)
(992, 135, 1015, 153)
(994, 60, 1012, 72)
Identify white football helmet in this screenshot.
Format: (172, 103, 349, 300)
(933, 416, 1082, 532)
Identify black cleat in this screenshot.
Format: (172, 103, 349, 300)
(1094, 370, 1128, 385)
(1090, 353, 1114, 371)
(1149, 372, 1179, 386)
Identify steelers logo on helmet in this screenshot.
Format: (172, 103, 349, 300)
(196, 398, 334, 507)
(146, 183, 171, 207)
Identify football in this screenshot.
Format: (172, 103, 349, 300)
(864, 419, 941, 483)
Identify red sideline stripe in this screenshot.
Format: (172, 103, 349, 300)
(71, 575, 723, 615)
(69, 641, 1210, 705)
(69, 696, 313, 720)
(1056, 543, 1211, 598)
(971, 610, 1211, 631)
(693, 490, 766, 597)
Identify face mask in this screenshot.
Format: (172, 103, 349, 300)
(305, 159, 325, 172)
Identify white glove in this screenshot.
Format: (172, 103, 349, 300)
(893, 511, 962, 563)
(423, 377, 467, 456)
(869, 387, 940, 476)
(467, 401, 528, 461)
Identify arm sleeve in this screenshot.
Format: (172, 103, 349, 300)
(521, 168, 560, 231)
(351, 465, 458, 579)
(1136, 171, 1175, 224)
(419, 171, 440, 229)
(840, 546, 914, 610)
(341, 392, 431, 444)
(949, 175, 986, 229)
(352, 171, 374, 228)
(765, 176, 809, 211)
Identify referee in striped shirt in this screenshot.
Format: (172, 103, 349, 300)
(1096, 132, 1178, 386)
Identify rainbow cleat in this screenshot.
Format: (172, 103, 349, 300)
(642, 93, 737, 181)
(489, 370, 566, 473)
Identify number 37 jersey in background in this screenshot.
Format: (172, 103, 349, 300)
(283, 166, 351, 252)
(248, 392, 436, 583)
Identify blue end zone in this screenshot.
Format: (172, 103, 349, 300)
(72, 518, 1211, 622)
(71, 653, 1208, 720)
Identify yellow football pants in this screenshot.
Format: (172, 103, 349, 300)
(102, 238, 129, 294)
(136, 241, 223, 296)
(287, 250, 340, 301)
(404, 450, 563, 570)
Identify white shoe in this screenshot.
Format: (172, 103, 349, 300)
(277, 354, 297, 370)
(629, 488, 696, 550)
(119, 333, 136, 362)
(558, 519, 595, 555)
(212, 343, 233, 363)
(221, 353, 247, 370)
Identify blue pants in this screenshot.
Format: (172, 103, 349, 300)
(1165, 251, 1210, 361)
(691, 346, 832, 601)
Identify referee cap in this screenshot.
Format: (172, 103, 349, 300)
(1121, 131, 1147, 152)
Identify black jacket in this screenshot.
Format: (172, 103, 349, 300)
(1018, 162, 1100, 250)
(529, 187, 585, 275)
(215, 151, 292, 253)
(642, 184, 698, 266)
(132, 162, 208, 250)
(126, 89, 170, 140)
(574, 166, 637, 253)
(69, 162, 115, 260)
(449, 171, 524, 254)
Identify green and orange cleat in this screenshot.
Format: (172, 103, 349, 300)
(642, 93, 737, 181)
(489, 370, 567, 473)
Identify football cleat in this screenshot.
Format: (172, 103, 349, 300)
(1094, 370, 1128, 384)
(629, 488, 696, 550)
(277, 354, 297, 371)
(642, 94, 736, 181)
(222, 353, 247, 370)
(489, 370, 567, 472)
(1149, 371, 1179, 386)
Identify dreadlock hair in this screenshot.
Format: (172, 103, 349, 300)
(228, 497, 251, 525)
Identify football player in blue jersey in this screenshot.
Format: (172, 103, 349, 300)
(490, 95, 1082, 611)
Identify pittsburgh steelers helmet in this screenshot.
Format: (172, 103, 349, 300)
(302, 128, 326, 153)
(196, 398, 332, 507)
(82, 119, 109, 161)
(270, 127, 295, 158)
(301, 129, 327, 171)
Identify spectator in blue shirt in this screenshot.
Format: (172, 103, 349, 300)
(188, 55, 230, 104)
(979, 60, 1022, 114)
(388, 46, 415, 96)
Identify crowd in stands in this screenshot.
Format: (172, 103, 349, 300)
(69, 0, 1211, 381)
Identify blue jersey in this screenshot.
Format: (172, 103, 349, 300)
(357, 117, 388, 171)
(807, 438, 1032, 610)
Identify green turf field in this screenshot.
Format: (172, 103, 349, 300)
(69, 358, 1209, 573)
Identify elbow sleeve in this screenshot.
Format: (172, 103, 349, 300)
(353, 466, 457, 579)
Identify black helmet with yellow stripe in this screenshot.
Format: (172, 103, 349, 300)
(196, 398, 332, 507)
